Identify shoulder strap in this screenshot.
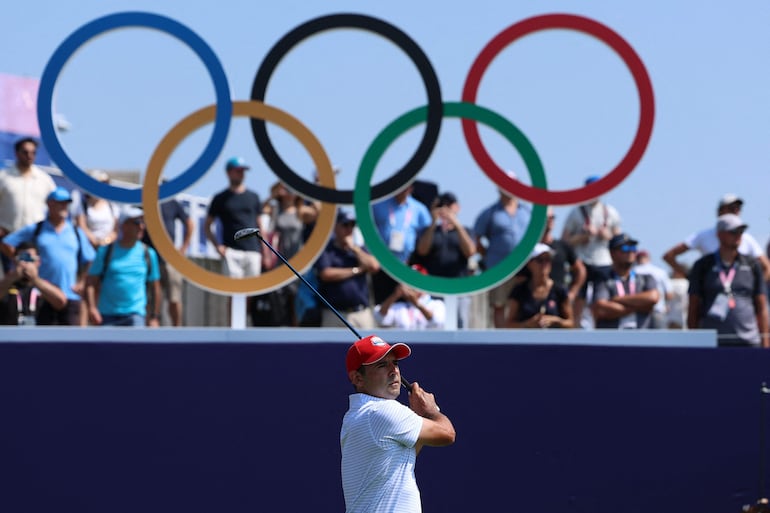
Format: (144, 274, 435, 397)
(99, 242, 116, 281)
(33, 220, 44, 238)
(142, 243, 151, 282)
(73, 222, 83, 268)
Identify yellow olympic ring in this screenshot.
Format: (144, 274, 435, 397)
(142, 100, 337, 294)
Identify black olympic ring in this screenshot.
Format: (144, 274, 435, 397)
(250, 13, 443, 204)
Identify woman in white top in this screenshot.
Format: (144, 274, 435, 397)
(72, 170, 119, 249)
(71, 170, 119, 325)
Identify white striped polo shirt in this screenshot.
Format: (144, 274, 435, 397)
(341, 393, 423, 513)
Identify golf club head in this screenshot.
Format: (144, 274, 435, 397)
(233, 227, 261, 241)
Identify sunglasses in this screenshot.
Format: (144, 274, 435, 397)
(727, 228, 745, 235)
(128, 218, 145, 225)
(341, 221, 356, 228)
(616, 244, 637, 253)
(17, 251, 38, 262)
(532, 255, 552, 264)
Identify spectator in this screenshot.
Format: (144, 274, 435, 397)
(204, 156, 263, 323)
(71, 169, 120, 326)
(72, 170, 120, 249)
(414, 191, 476, 328)
(0, 137, 56, 273)
(663, 194, 770, 280)
(473, 174, 532, 328)
(371, 182, 431, 304)
(253, 181, 305, 326)
(0, 241, 67, 325)
(314, 210, 380, 329)
(518, 206, 587, 321)
(374, 265, 446, 330)
(142, 192, 194, 327)
(667, 267, 690, 329)
(506, 243, 574, 329)
(635, 249, 674, 329)
(562, 176, 622, 328)
(591, 234, 659, 329)
(688, 214, 769, 347)
(86, 207, 161, 327)
(0, 186, 95, 325)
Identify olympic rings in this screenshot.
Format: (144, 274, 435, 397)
(250, 13, 443, 204)
(37, 12, 233, 204)
(40, 11, 654, 297)
(461, 13, 655, 205)
(142, 100, 337, 294)
(354, 102, 548, 295)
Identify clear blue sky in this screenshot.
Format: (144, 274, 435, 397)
(4, 0, 770, 271)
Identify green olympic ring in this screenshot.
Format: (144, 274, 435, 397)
(354, 101, 548, 296)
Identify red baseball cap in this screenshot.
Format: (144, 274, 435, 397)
(346, 335, 411, 373)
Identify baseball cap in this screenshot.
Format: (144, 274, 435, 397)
(118, 206, 144, 225)
(346, 335, 411, 373)
(225, 156, 250, 171)
(718, 194, 743, 208)
(528, 242, 555, 261)
(47, 186, 72, 203)
(609, 233, 639, 250)
(336, 210, 356, 225)
(585, 175, 601, 185)
(716, 213, 748, 232)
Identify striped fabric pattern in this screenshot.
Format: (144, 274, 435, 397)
(341, 394, 423, 513)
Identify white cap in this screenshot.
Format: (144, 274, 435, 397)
(716, 213, 748, 232)
(528, 243, 555, 261)
(119, 206, 144, 225)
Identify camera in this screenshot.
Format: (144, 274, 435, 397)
(17, 251, 35, 263)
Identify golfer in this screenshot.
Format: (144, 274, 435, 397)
(341, 335, 456, 512)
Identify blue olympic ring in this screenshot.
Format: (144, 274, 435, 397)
(37, 12, 232, 204)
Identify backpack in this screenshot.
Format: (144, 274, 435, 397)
(98, 242, 156, 311)
(98, 242, 152, 282)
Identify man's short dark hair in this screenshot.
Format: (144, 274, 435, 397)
(14, 137, 38, 153)
(16, 241, 37, 252)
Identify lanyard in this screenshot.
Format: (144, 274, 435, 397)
(16, 287, 39, 315)
(614, 271, 636, 297)
(388, 205, 412, 229)
(718, 261, 737, 295)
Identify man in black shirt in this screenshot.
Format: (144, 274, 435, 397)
(205, 157, 263, 278)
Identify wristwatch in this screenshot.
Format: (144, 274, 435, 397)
(351, 267, 360, 275)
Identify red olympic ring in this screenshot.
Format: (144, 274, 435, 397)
(461, 13, 655, 205)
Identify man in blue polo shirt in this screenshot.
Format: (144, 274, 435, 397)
(314, 210, 380, 329)
(0, 186, 95, 325)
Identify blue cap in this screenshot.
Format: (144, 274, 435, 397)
(584, 175, 601, 185)
(47, 186, 72, 203)
(225, 157, 250, 171)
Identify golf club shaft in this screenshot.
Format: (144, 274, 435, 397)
(238, 228, 412, 392)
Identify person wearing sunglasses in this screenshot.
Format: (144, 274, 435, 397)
(85, 207, 161, 327)
(0, 137, 57, 274)
(591, 233, 659, 329)
(506, 243, 574, 329)
(687, 214, 769, 348)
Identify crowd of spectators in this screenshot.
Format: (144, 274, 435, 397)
(1, 137, 768, 347)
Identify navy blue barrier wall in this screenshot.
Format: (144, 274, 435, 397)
(1, 340, 768, 513)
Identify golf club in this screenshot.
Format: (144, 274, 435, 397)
(234, 227, 413, 393)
